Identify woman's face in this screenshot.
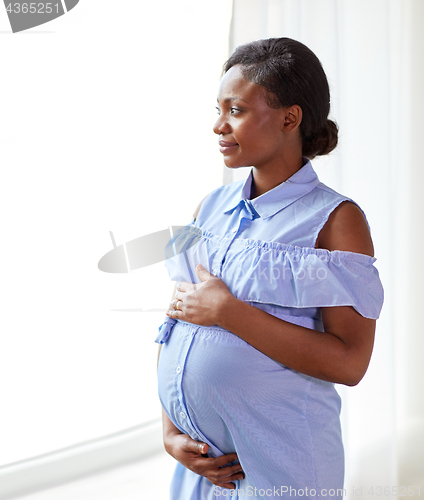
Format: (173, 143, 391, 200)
(213, 65, 289, 170)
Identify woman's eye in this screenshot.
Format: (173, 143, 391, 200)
(215, 106, 241, 115)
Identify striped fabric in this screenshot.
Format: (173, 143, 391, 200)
(156, 160, 384, 499)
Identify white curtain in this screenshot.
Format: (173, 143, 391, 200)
(229, 0, 424, 495)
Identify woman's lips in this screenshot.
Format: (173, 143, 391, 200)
(219, 140, 238, 154)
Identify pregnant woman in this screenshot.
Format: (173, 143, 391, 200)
(156, 38, 384, 499)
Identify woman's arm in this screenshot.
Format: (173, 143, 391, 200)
(168, 202, 376, 386)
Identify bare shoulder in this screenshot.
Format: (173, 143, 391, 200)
(317, 201, 376, 384)
(316, 201, 374, 257)
(193, 194, 210, 221)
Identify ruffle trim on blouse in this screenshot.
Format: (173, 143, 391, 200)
(223, 247, 383, 319)
(201, 229, 375, 264)
(161, 226, 384, 327)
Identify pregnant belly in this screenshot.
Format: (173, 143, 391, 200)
(158, 321, 314, 452)
(157, 320, 344, 489)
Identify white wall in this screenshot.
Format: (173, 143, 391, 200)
(0, 0, 232, 466)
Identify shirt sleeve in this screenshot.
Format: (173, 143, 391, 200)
(226, 246, 384, 319)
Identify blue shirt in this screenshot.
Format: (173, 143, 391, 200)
(156, 160, 384, 499)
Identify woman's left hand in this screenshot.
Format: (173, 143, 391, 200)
(166, 264, 234, 326)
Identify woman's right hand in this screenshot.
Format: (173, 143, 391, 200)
(163, 411, 244, 490)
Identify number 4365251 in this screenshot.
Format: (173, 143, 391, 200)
(5, 3, 60, 14)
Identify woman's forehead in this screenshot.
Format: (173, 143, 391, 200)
(217, 65, 265, 104)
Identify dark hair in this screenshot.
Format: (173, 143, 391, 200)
(224, 38, 338, 159)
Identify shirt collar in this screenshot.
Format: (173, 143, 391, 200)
(223, 159, 320, 219)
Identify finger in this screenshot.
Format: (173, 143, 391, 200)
(205, 463, 244, 480)
(223, 471, 245, 482)
(213, 453, 239, 468)
(192, 454, 239, 476)
(183, 439, 209, 455)
(198, 442, 208, 455)
(207, 473, 245, 489)
(175, 292, 188, 302)
(219, 464, 244, 478)
(209, 481, 236, 490)
(168, 300, 182, 313)
(166, 309, 181, 319)
(194, 456, 243, 478)
(175, 290, 187, 301)
(176, 281, 191, 293)
(196, 453, 237, 470)
(196, 264, 214, 282)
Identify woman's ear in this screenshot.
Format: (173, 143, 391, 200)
(282, 105, 302, 133)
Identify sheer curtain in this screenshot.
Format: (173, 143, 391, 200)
(229, 0, 424, 495)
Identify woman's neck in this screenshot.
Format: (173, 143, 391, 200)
(249, 156, 305, 199)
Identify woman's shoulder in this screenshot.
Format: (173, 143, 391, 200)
(316, 200, 374, 257)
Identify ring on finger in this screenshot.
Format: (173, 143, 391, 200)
(175, 300, 182, 311)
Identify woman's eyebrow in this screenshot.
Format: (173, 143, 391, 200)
(217, 96, 249, 104)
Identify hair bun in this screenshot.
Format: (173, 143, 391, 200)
(303, 119, 338, 159)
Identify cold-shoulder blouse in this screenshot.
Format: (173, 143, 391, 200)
(156, 160, 384, 499)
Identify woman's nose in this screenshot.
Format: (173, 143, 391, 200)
(213, 114, 231, 135)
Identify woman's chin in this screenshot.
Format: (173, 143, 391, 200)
(223, 160, 248, 169)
